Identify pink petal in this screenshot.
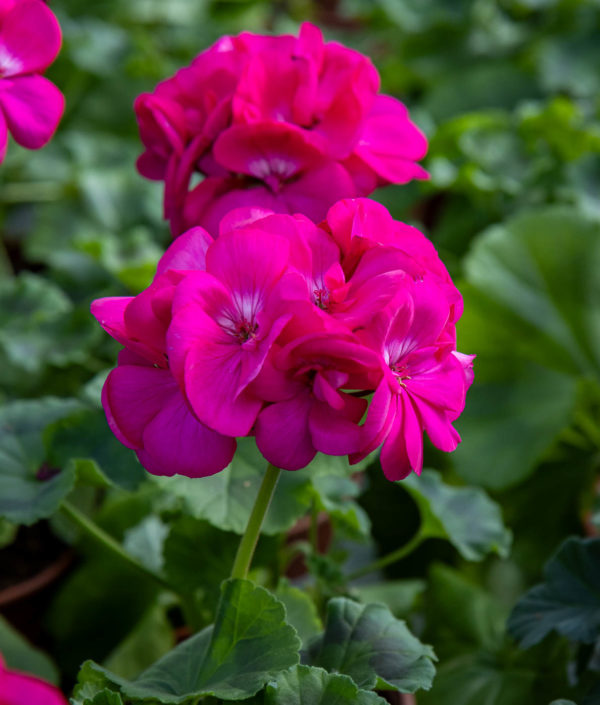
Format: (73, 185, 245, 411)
(281, 161, 356, 224)
(102, 365, 178, 449)
(0, 75, 64, 149)
(354, 94, 428, 184)
(309, 393, 367, 456)
(213, 121, 323, 182)
(0, 108, 7, 163)
(379, 395, 423, 481)
(139, 392, 236, 478)
(255, 392, 316, 471)
(0, 0, 61, 77)
(351, 381, 396, 464)
(169, 304, 263, 436)
(156, 226, 214, 275)
(1, 665, 68, 705)
(90, 296, 133, 345)
(415, 399, 461, 453)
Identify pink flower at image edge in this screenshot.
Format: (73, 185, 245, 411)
(0, 0, 64, 163)
(0, 655, 68, 705)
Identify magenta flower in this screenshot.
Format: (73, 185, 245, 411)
(92, 199, 472, 481)
(0, 654, 68, 705)
(0, 0, 64, 163)
(134, 23, 427, 235)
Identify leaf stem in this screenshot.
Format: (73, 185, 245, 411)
(60, 500, 171, 590)
(230, 463, 281, 580)
(347, 528, 426, 580)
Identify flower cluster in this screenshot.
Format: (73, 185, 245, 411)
(0, 0, 64, 163)
(92, 199, 473, 481)
(135, 22, 427, 236)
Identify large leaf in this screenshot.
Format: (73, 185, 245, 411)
(265, 665, 387, 705)
(452, 360, 577, 489)
(508, 537, 600, 648)
(79, 579, 301, 702)
(153, 438, 314, 535)
(309, 597, 436, 693)
(464, 207, 600, 378)
(0, 397, 82, 524)
(401, 469, 512, 559)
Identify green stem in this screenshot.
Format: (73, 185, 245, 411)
(348, 529, 426, 580)
(60, 500, 171, 590)
(231, 463, 281, 580)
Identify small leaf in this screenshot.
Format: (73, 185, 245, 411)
(0, 397, 82, 524)
(353, 580, 426, 618)
(0, 614, 58, 684)
(309, 597, 436, 693)
(275, 579, 322, 646)
(265, 665, 388, 705)
(401, 469, 512, 560)
(508, 536, 600, 647)
(79, 579, 301, 702)
(46, 409, 146, 490)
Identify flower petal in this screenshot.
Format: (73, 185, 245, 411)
(0, 0, 61, 77)
(0, 74, 64, 148)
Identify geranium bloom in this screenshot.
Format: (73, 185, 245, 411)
(0, 0, 64, 163)
(93, 199, 472, 481)
(135, 23, 427, 235)
(0, 654, 68, 705)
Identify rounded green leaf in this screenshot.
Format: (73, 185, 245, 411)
(401, 469, 512, 559)
(0, 397, 82, 524)
(266, 665, 388, 705)
(78, 579, 301, 702)
(508, 537, 600, 647)
(309, 597, 436, 693)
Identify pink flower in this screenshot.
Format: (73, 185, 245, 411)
(0, 0, 64, 163)
(135, 23, 427, 235)
(353, 279, 474, 480)
(91, 228, 236, 478)
(92, 199, 472, 481)
(0, 654, 68, 705)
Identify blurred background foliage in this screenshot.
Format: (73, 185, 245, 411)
(1, 0, 600, 703)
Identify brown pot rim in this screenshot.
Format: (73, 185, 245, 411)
(0, 549, 74, 607)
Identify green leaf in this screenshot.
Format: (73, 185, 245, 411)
(46, 409, 146, 490)
(71, 662, 123, 705)
(275, 579, 322, 646)
(465, 207, 600, 378)
(103, 605, 175, 680)
(452, 361, 577, 489)
(153, 438, 313, 535)
(549, 701, 578, 705)
(265, 665, 388, 705)
(0, 614, 58, 683)
(79, 579, 301, 702)
(0, 397, 82, 524)
(401, 469, 512, 560)
(0, 273, 98, 386)
(309, 597, 436, 693)
(508, 537, 600, 648)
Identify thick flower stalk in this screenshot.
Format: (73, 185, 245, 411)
(134, 23, 427, 236)
(0, 0, 64, 163)
(92, 198, 473, 481)
(0, 655, 68, 705)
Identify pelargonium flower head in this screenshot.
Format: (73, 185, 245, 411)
(91, 228, 236, 479)
(93, 200, 472, 483)
(0, 0, 64, 163)
(0, 654, 68, 705)
(134, 22, 427, 236)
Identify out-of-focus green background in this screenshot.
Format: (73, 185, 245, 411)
(1, 1, 600, 702)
